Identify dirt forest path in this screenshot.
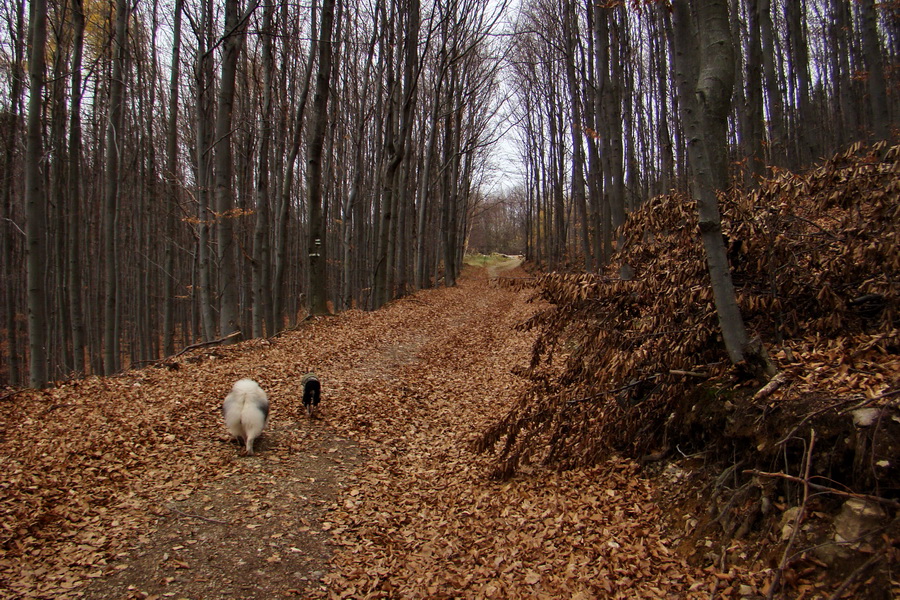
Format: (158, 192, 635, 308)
(3, 262, 726, 599)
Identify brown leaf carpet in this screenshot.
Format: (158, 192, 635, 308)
(1, 263, 747, 599)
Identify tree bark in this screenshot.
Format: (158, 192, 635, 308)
(24, 0, 49, 387)
(563, 0, 591, 270)
(759, 0, 785, 165)
(860, 0, 890, 140)
(594, 4, 623, 258)
(49, 18, 70, 375)
(393, 0, 420, 298)
(252, 0, 275, 337)
(274, 0, 318, 329)
(672, 0, 771, 373)
(744, 0, 765, 185)
(415, 79, 443, 289)
(163, 0, 183, 355)
(652, 4, 675, 194)
(307, 0, 337, 316)
(103, 0, 129, 375)
(785, 0, 813, 166)
(214, 0, 250, 340)
(3, 0, 26, 385)
(196, 0, 216, 341)
(68, 0, 87, 373)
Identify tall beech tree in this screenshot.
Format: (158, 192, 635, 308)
(102, 0, 130, 375)
(67, 0, 87, 374)
(163, 0, 184, 356)
(213, 0, 252, 340)
(307, 0, 338, 315)
(24, 0, 49, 387)
(3, 0, 27, 386)
(251, 0, 275, 338)
(194, 0, 217, 342)
(672, 0, 772, 373)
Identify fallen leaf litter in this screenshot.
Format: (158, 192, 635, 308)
(1, 261, 752, 599)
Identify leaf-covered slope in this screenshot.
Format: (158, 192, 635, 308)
(480, 142, 899, 477)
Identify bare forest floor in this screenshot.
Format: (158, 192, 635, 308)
(0, 257, 855, 599)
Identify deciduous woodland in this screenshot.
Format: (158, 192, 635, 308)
(2, 0, 899, 596)
(0, 0, 896, 390)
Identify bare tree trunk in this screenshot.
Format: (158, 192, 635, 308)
(196, 0, 216, 341)
(67, 0, 87, 373)
(785, 0, 813, 166)
(48, 19, 70, 377)
(442, 64, 462, 286)
(563, 0, 591, 270)
(827, 0, 853, 145)
(605, 7, 626, 238)
(24, 0, 49, 387)
(652, 4, 675, 194)
(393, 0, 420, 298)
(103, 0, 129, 375)
(594, 4, 622, 259)
(415, 83, 443, 289)
(672, 0, 772, 374)
(343, 16, 378, 306)
(759, 0, 785, 165)
(744, 0, 765, 185)
(3, 0, 26, 385)
(252, 0, 274, 337)
(214, 0, 250, 340)
(547, 82, 565, 266)
(860, 0, 890, 140)
(373, 0, 397, 308)
(307, 0, 337, 315)
(274, 0, 318, 329)
(163, 0, 183, 356)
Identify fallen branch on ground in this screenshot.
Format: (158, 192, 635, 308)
(753, 372, 789, 401)
(172, 331, 242, 359)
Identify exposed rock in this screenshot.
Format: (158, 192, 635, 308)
(852, 408, 882, 428)
(779, 506, 802, 541)
(833, 498, 886, 546)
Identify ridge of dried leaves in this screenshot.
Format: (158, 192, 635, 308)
(1, 256, 754, 599)
(479, 142, 899, 478)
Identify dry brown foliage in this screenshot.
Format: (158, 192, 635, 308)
(479, 142, 899, 479)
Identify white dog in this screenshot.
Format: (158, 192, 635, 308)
(222, 379, 269, 455)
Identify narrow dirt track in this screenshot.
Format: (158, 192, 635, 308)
(3, 262, 733, 599)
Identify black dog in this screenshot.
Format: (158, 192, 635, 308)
(302, 372, 321, 418)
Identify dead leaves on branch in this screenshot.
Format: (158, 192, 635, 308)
(482, 142, 899, 478)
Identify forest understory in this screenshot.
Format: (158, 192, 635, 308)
(2, 143, 900, 599)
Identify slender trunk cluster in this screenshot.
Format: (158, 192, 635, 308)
(509, 0, 898, 272)
(3, 0, 507, 385)
(4, 0, 895, 385)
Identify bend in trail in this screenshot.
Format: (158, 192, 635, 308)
(4, 261, 728, 599)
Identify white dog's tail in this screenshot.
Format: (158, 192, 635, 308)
(222, 379, 269, 455)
